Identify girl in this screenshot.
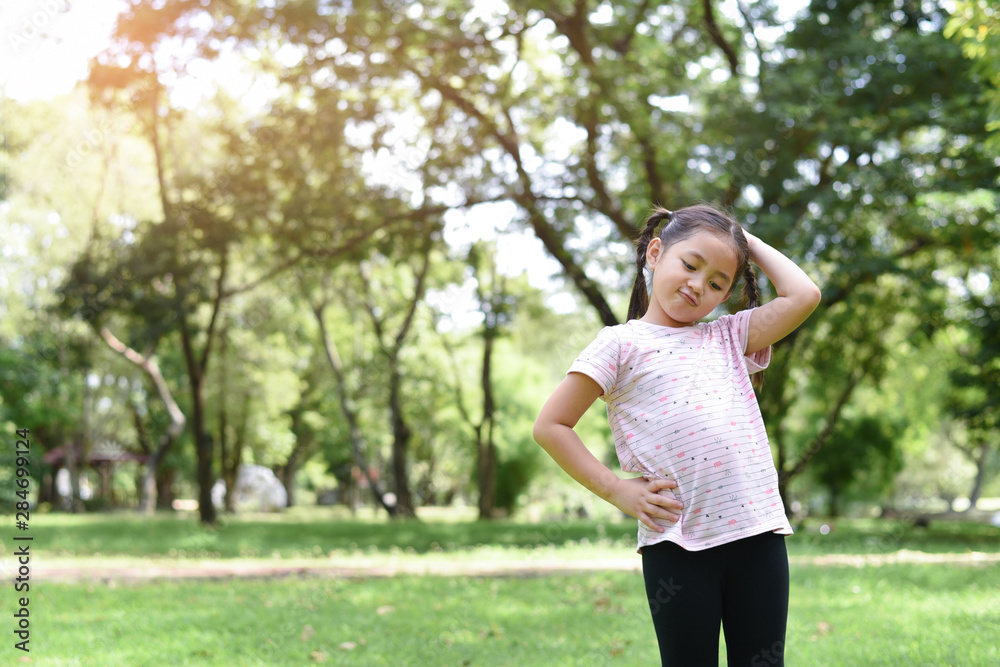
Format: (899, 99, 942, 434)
(533, 205, 821, 666)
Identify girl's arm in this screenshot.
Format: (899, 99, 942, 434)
(532, 372, 683, 532)
(742, 231, 822, 355)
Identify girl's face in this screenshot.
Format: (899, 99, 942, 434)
(641, 230, 738, 327)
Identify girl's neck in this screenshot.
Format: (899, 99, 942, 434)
(634, 315, 699, 330)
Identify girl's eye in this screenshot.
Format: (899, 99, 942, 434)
(710, 282, 722, 291)
(682, 260, 694, 270)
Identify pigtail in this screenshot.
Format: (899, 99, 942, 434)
(626, 209, 674, 321)
(742, 263, 765, 390)
(742, 264, 759, 311)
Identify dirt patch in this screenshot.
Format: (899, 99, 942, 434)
(792, 549, 1000, 568)
(32, 550, 1000, 583)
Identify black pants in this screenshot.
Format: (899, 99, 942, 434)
(641, 532, 789, 667)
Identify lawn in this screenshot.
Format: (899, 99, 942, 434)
(18, 562, 1000, 666)
(1, 510, 997, 665)
(16, 507, 1000, 559)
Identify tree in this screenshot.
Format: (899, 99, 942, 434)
(940, 248, 1000, 510)
(242, 1, 1000, 504)
(73, 0, 433, 522)
(810, 414, 904, 517)
(437, 241, 521, 519)
(947, 0, 1000, 150)
(304, 269, 398, 517)
(358, 228, 438, 518)
(99, 327, 186, 513)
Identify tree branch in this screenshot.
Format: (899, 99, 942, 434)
(428, 75, 619, 325)
(100, 327, 185, 437)
(702, 0, 740, 76)
(394, 229, 435, 350)
(781, 369, 863, 483)
(199, 246, 228, 376)
(583, 114, 637, 239)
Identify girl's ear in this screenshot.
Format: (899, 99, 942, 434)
(646, 237, 662, 268)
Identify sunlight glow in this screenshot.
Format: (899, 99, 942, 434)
(1, 0, 126, 100)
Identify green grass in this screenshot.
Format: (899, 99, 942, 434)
(1, 512, 998, 665)
(19, 508, 642, 559)
(14, 509, 1000, 560)
(789, 517, 1000, 556)
(11, 562, 1000, 666)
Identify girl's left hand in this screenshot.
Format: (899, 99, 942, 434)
(606, 476, 684, 532)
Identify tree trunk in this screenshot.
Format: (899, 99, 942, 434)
(828, 482, 840, 518)
(179, 316, 217, 526)
(217, 328, 231, 513)
(97, 462, 112, 504)
(359, 233, 433, 520)
(389, 362, 416, 517)
(71, 370, 92, 512)
(218, 396, 231, 512)
(222, 392, 249, 513)
(280, 410, 311, 508)
(280, 462, 297, 508)
(192, 377, 216, 525)
(156, 467, 175, 510)
(477, 331, 497, 520)
(477, 432, 498, 520)
(312, 301, 398, 517)
(140, 443, 172, 514)
(176, 246, 227, 526)
(964, 444, 989, 512)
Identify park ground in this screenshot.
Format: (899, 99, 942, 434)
(1, 507, 998, 666)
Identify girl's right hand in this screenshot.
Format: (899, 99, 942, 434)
(607, 477, 684, 532)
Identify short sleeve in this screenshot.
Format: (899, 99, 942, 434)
(566, 326, 622, 395)
(719, 309, 771, 375)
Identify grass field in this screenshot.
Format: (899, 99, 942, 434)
(1, 510, 998, 666)
(18, 507, 1000, 559)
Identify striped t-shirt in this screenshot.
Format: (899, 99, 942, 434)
(567, 309, 793, 552)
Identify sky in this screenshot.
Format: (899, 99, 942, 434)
(1, 0, 127, 101)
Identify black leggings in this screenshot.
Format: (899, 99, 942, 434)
(641, 532, 789, 667)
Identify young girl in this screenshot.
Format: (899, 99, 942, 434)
(533, 205, 821, 666)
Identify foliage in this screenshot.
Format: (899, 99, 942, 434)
(3, 0, 999, 519)
(947, 0, 1000, 150)
(809, 414, 904, 515)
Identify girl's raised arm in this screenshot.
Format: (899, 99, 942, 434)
(743, 231, 822, 355)
(533, 373, 683, 532)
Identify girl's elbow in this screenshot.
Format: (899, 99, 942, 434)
(805, 282, 823, 310)
(532, 418, 549, 447)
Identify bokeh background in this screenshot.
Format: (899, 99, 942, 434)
(1, 1, 999, 665)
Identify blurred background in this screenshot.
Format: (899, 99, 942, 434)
(1, 0, 999, 529)
(3, 2, 1000, 664)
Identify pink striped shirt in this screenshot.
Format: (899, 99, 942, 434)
(568, 309, 793, 552)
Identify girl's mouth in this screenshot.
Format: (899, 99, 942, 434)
(679, 291, 698, 307)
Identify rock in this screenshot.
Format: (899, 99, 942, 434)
(212, 464, 288, 512)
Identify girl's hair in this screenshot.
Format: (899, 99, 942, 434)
(627, 204, 759, 321)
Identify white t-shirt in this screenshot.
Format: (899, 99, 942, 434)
(567, 309, 793, 552)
